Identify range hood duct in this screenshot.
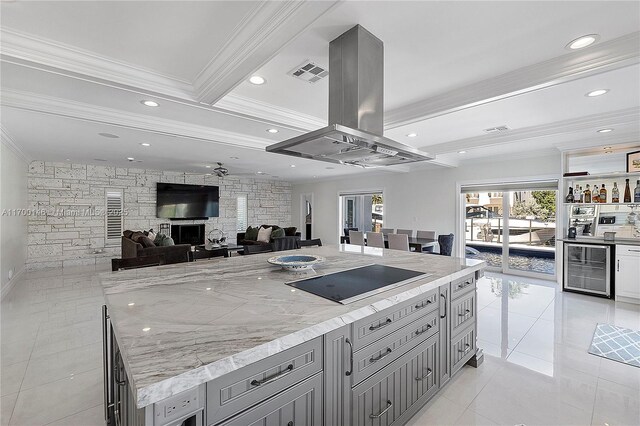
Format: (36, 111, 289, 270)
(266, 25, 433, 167)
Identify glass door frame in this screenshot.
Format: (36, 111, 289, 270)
(337, 189, 385, 243)
(456, 177, 560, 283)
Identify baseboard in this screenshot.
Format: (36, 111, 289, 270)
(1, 265, 25, 301)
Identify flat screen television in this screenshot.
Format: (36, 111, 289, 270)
(156, 183, 219, 219)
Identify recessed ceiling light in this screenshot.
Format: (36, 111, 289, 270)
(93, 158, 108, 162)
(230, 156, 239, 160)
(98, 132, 119, 138)
(249, 75, 266, 85)
(604, 150, 613, 154)
(66, 158, 71, 161)
(206, 287, 211, 291)
(267, 128, 279, 133)
(586, 89, 609, 97)
(458, 150, 467, 154)
(406, 132, 418, 138)
(140, 143, 151, 147)
(128, 302, 135, 306)
(205, 165, 211, 168)
(141, 100, 159, 107)
(566, 34, 599, 50)
(142, 327, 151, 332)
(256, 171, 266, 175)
(597, 128, 613, 133)
(127, 157, 135, 161)
(290, 164, 296, 168)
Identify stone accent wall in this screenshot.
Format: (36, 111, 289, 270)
(26, 161, 292, 270)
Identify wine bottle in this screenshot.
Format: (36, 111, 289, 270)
(593, 184, 600, 203)
(600, 184, 607, 203)
(585, 184, 591, 203)
(612, 182, 620, 203)
(624, 179, 632, 203)
(635, 180, 640, 203)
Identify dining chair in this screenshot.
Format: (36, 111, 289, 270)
(349, 230, 365, 246)
(438, 234, 454, 256)
(417, 230, 436, 239)
(387, 233, 410, 251)
(381, 228, 395, 235)
(366, 232, 385, 248)
(396, 229, 414, 237)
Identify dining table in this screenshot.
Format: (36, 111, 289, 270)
(340, 235, 438, 252)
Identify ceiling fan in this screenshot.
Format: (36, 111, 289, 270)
(207, 162, 270, 178)
(212, 162, 229, 177)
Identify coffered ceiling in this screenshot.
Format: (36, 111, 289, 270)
(1, 1, 639, 182)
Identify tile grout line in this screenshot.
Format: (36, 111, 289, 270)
(590, 378, 599, 425)
(42, 402, 104, 426)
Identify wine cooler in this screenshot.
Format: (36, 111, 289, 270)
(563, 243, 612, 298)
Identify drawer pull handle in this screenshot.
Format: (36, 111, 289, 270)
(345, 338, 353, 377)
(458, 343, 471, 354)
(250, 364, 294, 386)
(369, 318, 392, 331)
(458, 309, 471, 317)
(415, 324, 433, 336)
(287, 422, 293, 426)
(369, 400, 393, 419)
(415, 368, 433, 381)
(370, 348, 392, 363)
(415, 300, 433, 310)
(457, 280, 473, 289)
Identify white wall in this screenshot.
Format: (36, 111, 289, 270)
(1, 139, 28, 297)
(291, 153, 561, 245)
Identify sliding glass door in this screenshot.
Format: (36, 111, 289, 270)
(339, 192, 383, 238)
(463, 182, 558, 280)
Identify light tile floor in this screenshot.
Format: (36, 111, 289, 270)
(1, 267, 639, 425)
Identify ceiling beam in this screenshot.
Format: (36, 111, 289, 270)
(385, 32, 640, 129)
(193, 0, 340, 104)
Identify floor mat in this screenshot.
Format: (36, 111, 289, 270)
(589, 323, 640, 368)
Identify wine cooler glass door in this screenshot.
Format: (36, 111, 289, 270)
(563, 244, 610, 296)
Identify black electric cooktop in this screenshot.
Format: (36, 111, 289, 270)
(285, 264, 430, 304)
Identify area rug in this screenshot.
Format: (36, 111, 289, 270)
(589, 323, 640, 368)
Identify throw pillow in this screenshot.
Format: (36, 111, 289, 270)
(147, 230, 156, 241)
(245, 226, 259, 241)
(123, 230, 134, 239)
(138, 236, 156, 248)
(271, 228, 285, 239)
(153, 233, 166, 245)
(159, 237, 175, 247)
(130, 231, 145, 243)
(257, 226, 272, 243)
(284, 227, 297, 236)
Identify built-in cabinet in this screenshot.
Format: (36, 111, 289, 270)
(615, 244, 640, 304)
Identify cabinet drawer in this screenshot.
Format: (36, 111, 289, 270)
(352, 309, 439, 385)
(206, 338, 322, 425)
(216, 372, 323, 426)
(352, 288, 438, 351)
(352, 334, 439, 426)
(450, 290, 476, 337)
(451, 325, 476, 375)
(617, 245, 640, 257)
(451, 274, 475, 299)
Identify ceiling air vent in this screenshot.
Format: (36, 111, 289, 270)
(484, 125, 510, 133)
(289, 60, 328, 83)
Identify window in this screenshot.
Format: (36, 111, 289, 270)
(236, 195, 248, 231)
(105, 189, 123, 246)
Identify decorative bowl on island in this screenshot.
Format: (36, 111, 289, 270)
(267, 254, 325, 270)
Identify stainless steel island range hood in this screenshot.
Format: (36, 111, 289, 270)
(266, 25, 433, 167)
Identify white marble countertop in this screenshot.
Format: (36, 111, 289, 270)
(99, 245, 485, 408)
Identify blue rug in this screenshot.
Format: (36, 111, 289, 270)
(589, 323, 640, 368)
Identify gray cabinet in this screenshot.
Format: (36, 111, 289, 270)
(207, 338, 322, 425)
(351, 334, 439, 426)
(450, 290, 476, 337)
(217, 373, 323, 426)
(451, 325, 476, 375)
(324, 325, 352, 426)
(438, 284, 451, 387)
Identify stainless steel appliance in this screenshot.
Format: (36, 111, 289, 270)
(286, 264, 430, 304)
(266, 25, 433, 167)
(563, 243, 612, 297)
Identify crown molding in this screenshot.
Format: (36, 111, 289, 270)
(216, 93, 325, 132)
(0, 28, 196, 100)
(193, 0, 339, 104)
(421, 107, 640, 155)
(0, 125, 31, 164)
(385, 32, 640, 129)
(1, 89, 273, 150)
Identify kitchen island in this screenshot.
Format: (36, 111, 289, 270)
(100, 244, 485, 426)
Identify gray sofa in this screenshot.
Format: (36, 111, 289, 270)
(121, 236, 190, 264)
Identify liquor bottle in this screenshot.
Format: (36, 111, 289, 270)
(578, 185, 584, 203)
(612, 182, 620, 203)
(624, 179, 632, 203)
(635, 180, 640, 202)
(600, 184, 607, 203)
(584, 184, 591, 203)
(566, 186, 574, 203)
(593, 184, 600, 203)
